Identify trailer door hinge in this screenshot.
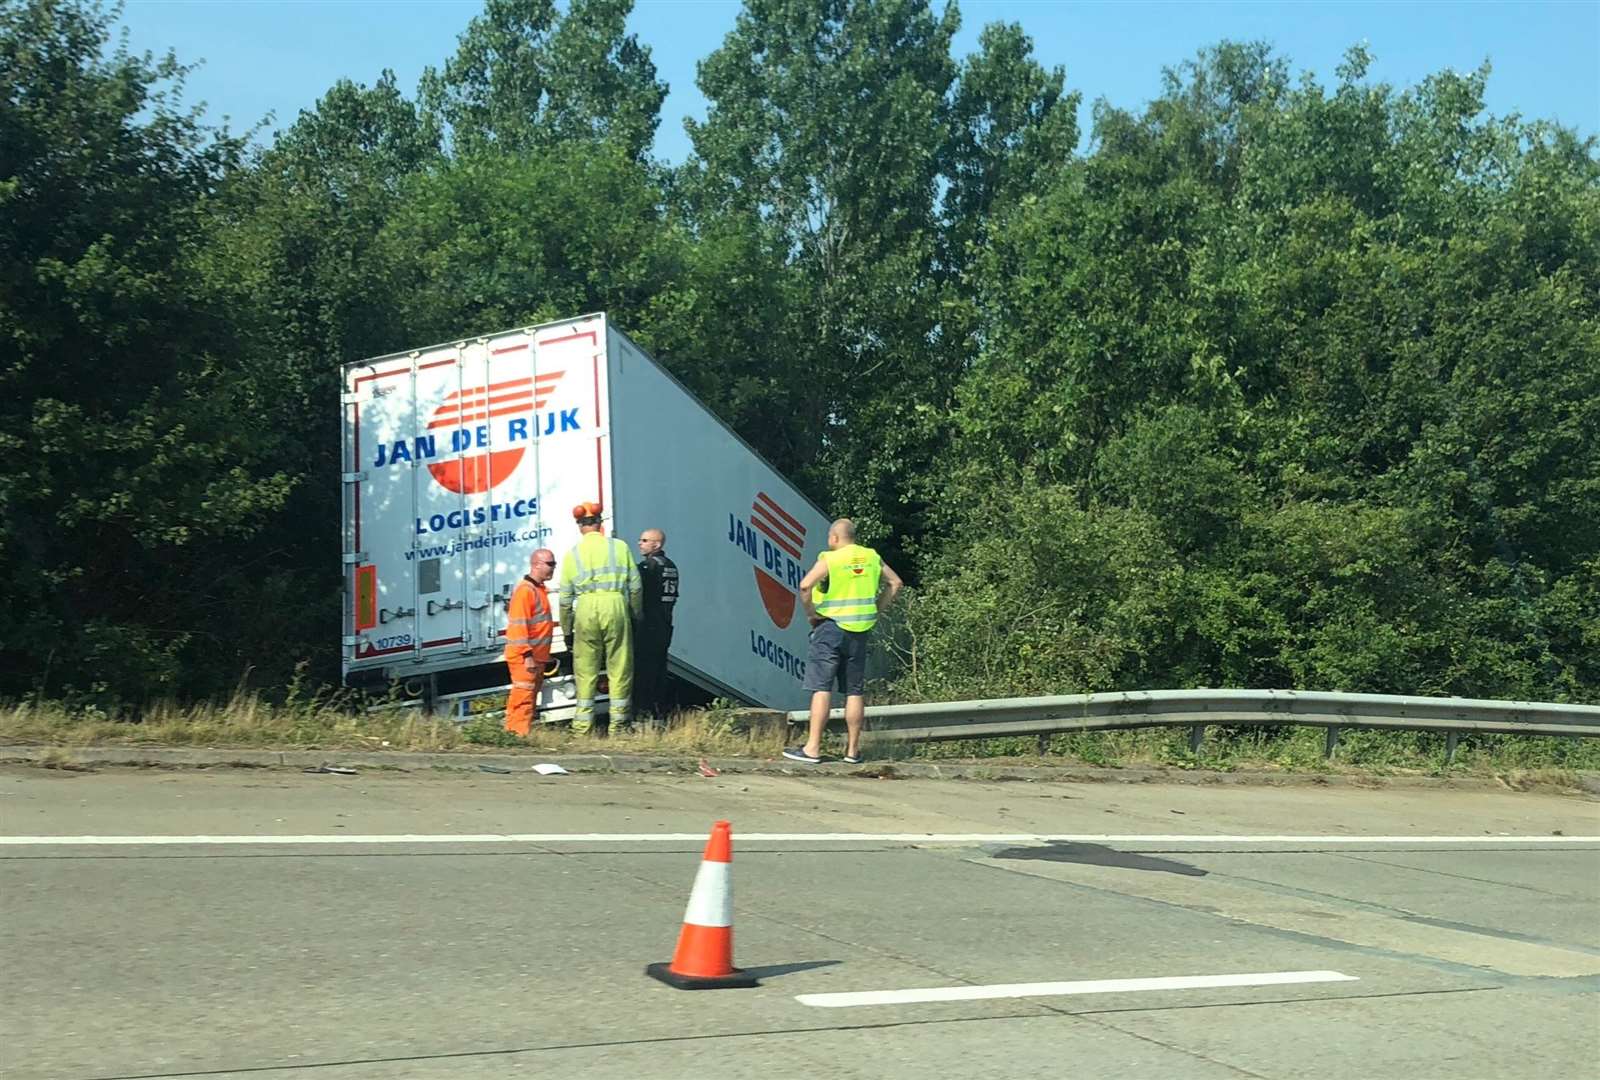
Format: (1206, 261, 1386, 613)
(342, 635, 362, 647)
(342, 552, 368, 565)
(342, 471, 367, 483)
(341, 391, 362, 405)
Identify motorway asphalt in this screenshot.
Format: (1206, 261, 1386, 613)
(1, 766, 1597, 1079)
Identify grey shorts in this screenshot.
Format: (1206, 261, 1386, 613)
(802, 619, 869, 696)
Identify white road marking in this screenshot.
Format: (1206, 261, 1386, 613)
(796, 969, 1361, 1008)
(0, 833, 1596, 846)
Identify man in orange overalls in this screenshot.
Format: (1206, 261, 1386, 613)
(504, 548, 557, 736)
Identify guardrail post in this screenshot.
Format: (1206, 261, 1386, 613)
(1036, 734, 1051, 756)
(1188, 724, 1205, 753)
(1324, 726, 1340, 759)
(1445, 730, 1459, 765)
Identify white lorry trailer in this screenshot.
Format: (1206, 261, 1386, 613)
(340, 313, 829, 716)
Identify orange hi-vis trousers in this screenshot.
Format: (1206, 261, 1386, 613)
(505, 662, 544, 737)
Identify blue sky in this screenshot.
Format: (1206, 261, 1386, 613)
(116, 0, 1600, 160)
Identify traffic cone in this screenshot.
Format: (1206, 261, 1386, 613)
(645, 820, 759, 989)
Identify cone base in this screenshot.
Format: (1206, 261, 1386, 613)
(645, 962, 760, 990)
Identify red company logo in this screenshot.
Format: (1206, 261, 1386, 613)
(425, 372, 565, 494)
(748, 492, 808, 628)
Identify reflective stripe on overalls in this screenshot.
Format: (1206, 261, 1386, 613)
(569, 537, 631, 597)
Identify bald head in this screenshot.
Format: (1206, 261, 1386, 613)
(827, 518, 857, 548)
(528, 548, 556, 583)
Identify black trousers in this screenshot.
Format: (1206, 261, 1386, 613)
(635, 619, 673, 718)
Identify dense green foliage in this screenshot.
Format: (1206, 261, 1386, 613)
(2, 0, 1595, 710)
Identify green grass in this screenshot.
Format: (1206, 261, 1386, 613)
(877, 723, 1600, 780)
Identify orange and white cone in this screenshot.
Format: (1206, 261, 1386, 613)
(645, 820, 759, 989)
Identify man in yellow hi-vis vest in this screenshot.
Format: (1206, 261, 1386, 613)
(559, 501, 642, 735)
(783, 518, 902, 765)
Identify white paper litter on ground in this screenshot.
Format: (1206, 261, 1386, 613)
(532, 763, 569, 776)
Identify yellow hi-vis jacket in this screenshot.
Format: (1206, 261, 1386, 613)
(812, 543, 882, 632)
(559, 532, 643, 629)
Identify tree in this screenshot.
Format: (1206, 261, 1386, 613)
(0, 0, 291, 702)
(942, 20, 1078, 264)
(419, 0, 665, 161)
(377, 144, 684, 341)
(924, 41, 1600, 701)
(213, 71, 440, 396)
(178, 72, 448, 694)
(685, 0, 961, 559)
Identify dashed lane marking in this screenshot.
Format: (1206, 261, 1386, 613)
(796, 970, 1361, 1008)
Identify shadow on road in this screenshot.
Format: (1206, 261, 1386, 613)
(990, 842, 1207, 877)
(739, 959, 843, 980)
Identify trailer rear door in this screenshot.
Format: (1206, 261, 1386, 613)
(342, 317, 611, 679)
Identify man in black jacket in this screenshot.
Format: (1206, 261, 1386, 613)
(635, 528, 679, 723)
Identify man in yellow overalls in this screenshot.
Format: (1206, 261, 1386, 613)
(784, 518, 902, 765)
(558, 501, 642, 735)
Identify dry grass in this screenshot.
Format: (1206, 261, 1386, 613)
(3, 696, 1595, 780)
(0, 695, 789, 759)
(0, 697, 462, 752)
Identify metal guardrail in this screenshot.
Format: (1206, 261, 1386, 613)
(785, 689, 1600, 759)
